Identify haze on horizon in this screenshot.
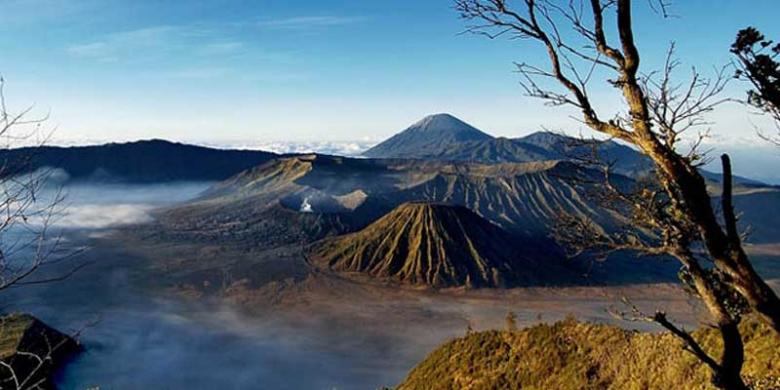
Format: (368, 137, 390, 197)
(1, 0, 780, 182)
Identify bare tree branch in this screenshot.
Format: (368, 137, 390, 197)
(455, 1, 780, 386)
(456, 0, 780, 339)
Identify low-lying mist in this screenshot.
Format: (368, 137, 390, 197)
(52, 181, 213, 229)
(0, 181, 428, 389)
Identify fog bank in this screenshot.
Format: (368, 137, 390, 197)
(2, 182, 419, 389)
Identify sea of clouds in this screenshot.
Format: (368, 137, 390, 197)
(213, 140, 377, 157)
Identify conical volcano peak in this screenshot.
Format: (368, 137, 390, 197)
(393, 201, 468, 213)
(409, 113, 483, 133)
(363, 113, 492, 158)
(400, 113, 491, 139)
(309, 201, 573, 288)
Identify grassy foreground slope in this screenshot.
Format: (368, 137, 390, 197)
(398, 317, 780, 390)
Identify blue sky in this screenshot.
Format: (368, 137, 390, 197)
(1, 0, 779, 160)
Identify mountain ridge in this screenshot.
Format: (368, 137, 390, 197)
(159, 154, 624, 251)
(363, 113, 653, 177)
(364, 114, 765, 185)
(0, 139, 278, 183)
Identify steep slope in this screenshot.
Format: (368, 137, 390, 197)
(370, 126, 652, 177)
(0, 139, 277, 183)
(363, 114, 492, 159)
(393, 160, 623, 237)
(309, 202, 576, 288)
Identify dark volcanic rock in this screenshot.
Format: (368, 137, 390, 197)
(0, 314, 80, 389)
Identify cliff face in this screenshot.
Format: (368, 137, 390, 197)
(309, 202, 576, 288)
(0, 314, 81, 389)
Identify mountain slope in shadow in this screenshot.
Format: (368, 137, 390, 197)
(0, 139, 277, 183)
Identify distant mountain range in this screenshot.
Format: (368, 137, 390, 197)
(159, 154, 689, 286)
(161, 154, 623, 246)
(0, 114, 765, 186)
(363, 113, 651, 177)
(153, 113, 780, 251)
(0, 139, 277, 183)
(0, 113, 771, 289)
(150, 113, 780, 288)
(363, 113, 763, 185)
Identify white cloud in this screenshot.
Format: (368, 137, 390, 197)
(54, 203, 156, 229)
(66, 25, 184, 61)
(63, 24, 299, 80)
(205, 140, 377, 157)
(65, 25, 230, 62)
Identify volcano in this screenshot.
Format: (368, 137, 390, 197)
(363, 113, 492, 159)
(309, 202, 576, 288)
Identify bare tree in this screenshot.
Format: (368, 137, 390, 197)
(0, 78, 83, 389)
(553, 134, 748, 389)
(731, 27, 780, 144)
(455, 1, 780, 388)
(0, 77, 78, 293)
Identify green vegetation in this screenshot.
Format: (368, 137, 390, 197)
(398, 317, 780, 390)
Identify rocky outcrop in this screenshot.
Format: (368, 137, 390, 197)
(0, 314, 80, 390)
